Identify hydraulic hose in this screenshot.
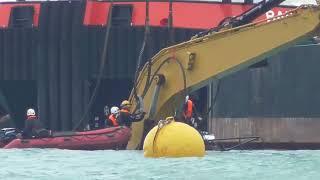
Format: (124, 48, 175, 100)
(150, 57, 187, 153)
(132, 0, 150, 107)
(138, 0, 174, 108)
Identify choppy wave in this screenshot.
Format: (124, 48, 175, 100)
(0, 149, 320, 180)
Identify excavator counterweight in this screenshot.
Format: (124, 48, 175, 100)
(127, 5, 320, 150)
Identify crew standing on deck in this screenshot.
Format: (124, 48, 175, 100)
(118, 100, 145, 127)
(183, 95, 204, 130)
(183, 95, 195, 126)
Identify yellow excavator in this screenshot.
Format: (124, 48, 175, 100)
(126, 4, 320, 150)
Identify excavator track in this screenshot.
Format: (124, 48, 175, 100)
(127, 5, 320, 150)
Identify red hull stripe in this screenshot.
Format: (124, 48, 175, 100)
(83, 1, 293, 29)
(0, 3, 40, 28)
(0, 1, 293, 29)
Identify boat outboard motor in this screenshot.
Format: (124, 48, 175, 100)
(199, 131, 217, 150)
(200, 131, 215, 143)
(0, 128, 19, 142)
(312, 36, 320, 44)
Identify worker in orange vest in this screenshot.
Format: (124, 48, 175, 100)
(118, 100, 145, 127)
(107, 106, 120, 127)
(183, 95, 195, 126)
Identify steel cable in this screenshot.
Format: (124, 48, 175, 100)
(73, 1, 114, 131)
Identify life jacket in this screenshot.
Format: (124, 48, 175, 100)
(27, 115, 37, 121)
(184, 100, 193, 119)
(108, 114, 119, 126)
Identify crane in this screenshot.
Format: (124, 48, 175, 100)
(126, 5, 320, 150)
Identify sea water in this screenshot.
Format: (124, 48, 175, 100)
(0, 149, 319, 180)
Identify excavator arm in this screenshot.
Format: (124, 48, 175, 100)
(127, 5, 320, 150)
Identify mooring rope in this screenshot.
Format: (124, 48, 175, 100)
(152, 117, 174, 154)
(73, 1, 114, 131)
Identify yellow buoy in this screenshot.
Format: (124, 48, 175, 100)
(143, 117, 205, 158)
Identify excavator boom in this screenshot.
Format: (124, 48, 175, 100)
(195, 0, 285, 37)
(127, 6, 320, 150)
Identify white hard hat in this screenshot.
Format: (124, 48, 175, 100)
(27, 108, 36, 116)
(110, 106, 120, 115)
(185, 95, 189, 103)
